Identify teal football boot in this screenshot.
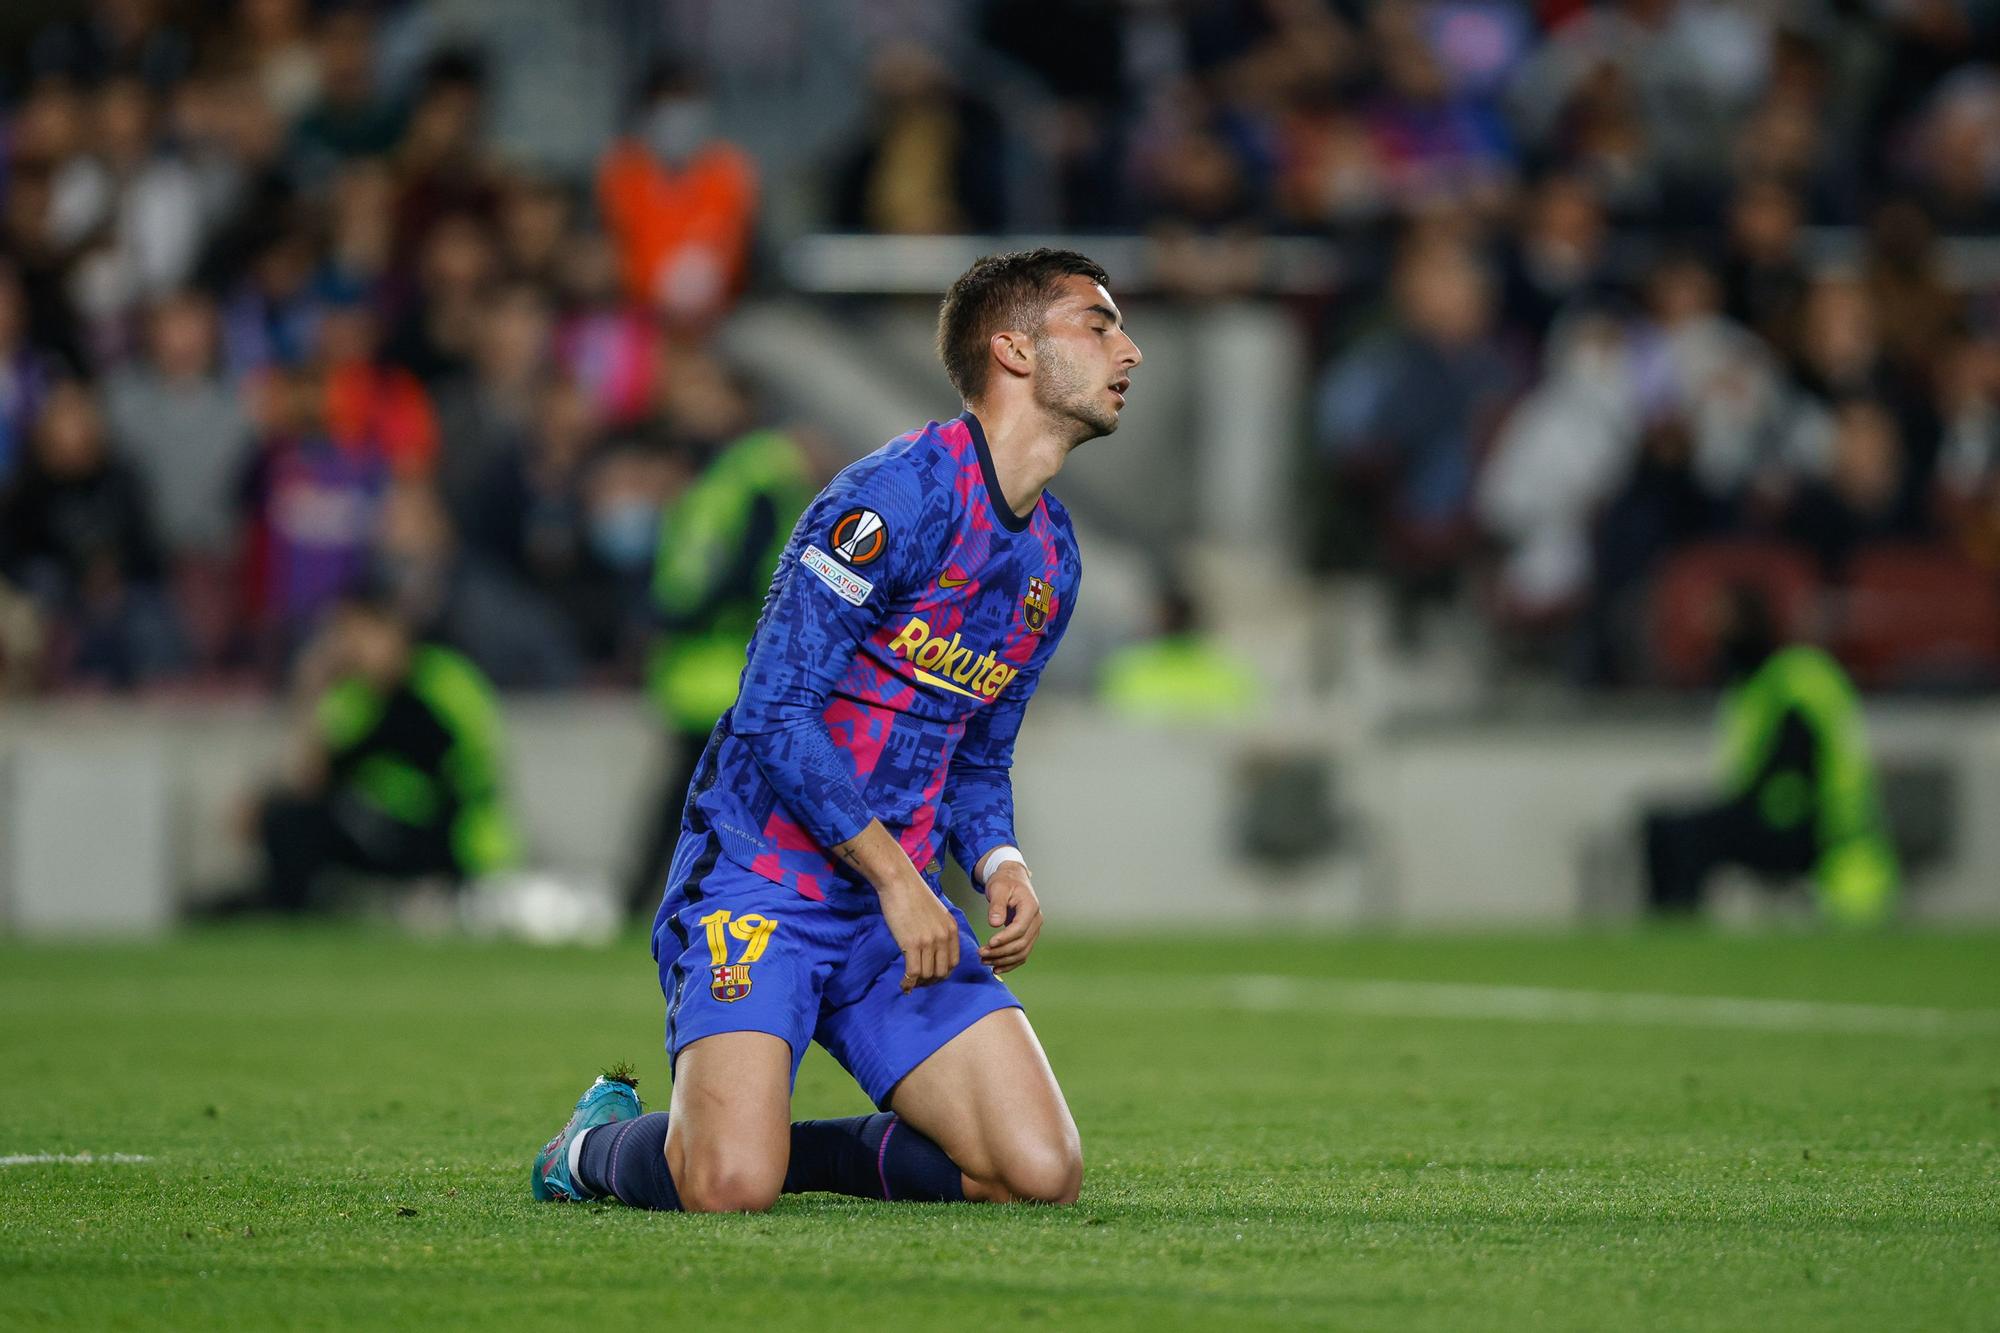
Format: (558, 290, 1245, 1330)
(531, 1066, 643, 1201)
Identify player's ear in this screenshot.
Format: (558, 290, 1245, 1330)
(990, 328, 1034, 381)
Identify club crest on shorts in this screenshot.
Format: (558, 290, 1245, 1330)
(710, 963, 753, 1002)
(830, 508, 887, 566)
(1023, 576, 1053, 634)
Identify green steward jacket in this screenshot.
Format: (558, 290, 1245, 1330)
(647, 429, 814, 733)
(1097, 634, 1265, 724)
(316, 645, 520, 876)
(1717, 646, 1898, 925)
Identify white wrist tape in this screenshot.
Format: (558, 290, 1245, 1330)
(976, 846, 1026, 885)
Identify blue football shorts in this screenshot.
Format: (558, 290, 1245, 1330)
(651, 832, 1022, 1108)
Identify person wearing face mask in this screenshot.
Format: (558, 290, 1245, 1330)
(1641, 584, 1898, 926)
(596, 59, 756, 329)
(624, 353, 814, 915)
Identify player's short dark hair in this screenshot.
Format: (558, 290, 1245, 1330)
(936, 248, 1110, 400)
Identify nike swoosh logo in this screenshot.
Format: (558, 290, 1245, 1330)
(938, 572, 971, 589)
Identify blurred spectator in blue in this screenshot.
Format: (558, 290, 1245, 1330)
(103, 290, 253, 558)
(1357, 0, 1516, 218)
(1138, 98, 1270, 299)
(0, 378, 184, 688)
(29, 0, 192, 94)
(219, 227, 325, 377)
(48, 75, 203, 356)
(367, 479, 581, 689)
(433, 280, 548, 522)
(579, 432, 685, 672)
(1316, 235, 1516, 619)
(238, 366, 387, 660)
(289, 7, 406, 190)
(1496, 170, 1614, 347)
(831, 42, 1007, 236)
(0, 260, 61, 486)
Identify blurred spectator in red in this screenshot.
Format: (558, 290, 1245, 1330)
(0, 261, 62, 486)
(48, 75, 204, 352)
(1784, 398, 1924, 574)
(382, 211, 495, 384)
(551, 230, 657, 429)
(831, 42, 1006, 236)
(1316, 236, 1517, 618)
(596, 59, 755, 328)
(317, 293, 439, 477)
(289, 8, 406, 189)
(433, 280, 549, 519)
(0, 378, 184, 687)
(103, 290, 252, 557)
(366, 480, 581, 689)
(238, 367, 387, 656)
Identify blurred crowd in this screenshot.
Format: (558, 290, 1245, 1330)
(4, 0, 2000, 697)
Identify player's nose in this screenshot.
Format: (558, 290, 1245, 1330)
(1118, 330, 1142, 369)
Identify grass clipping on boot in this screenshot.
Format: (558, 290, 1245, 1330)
(602, 1061, 639, 1089)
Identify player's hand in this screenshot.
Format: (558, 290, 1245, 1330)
(979, 863, 1043, 974)
(879, 878, 960, 992)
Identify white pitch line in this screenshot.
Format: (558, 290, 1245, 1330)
(1030, 974, 2000, 1037)
(0, 1153, 152, 1166)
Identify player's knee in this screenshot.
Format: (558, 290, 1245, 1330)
(675, 1151, 783, 1214)
(996, 1137, 1083, 1206)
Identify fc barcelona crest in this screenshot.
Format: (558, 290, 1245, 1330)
(710, 963, 753, 1002)
(1023, 577, 1053, 634)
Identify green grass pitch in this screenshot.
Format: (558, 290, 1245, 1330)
(2, 926, 1996, 1331)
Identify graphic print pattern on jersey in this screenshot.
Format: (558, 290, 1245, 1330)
(682, 411, 1080, 901)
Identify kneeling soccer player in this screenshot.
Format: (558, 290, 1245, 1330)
(531, 249, 1142, 1210)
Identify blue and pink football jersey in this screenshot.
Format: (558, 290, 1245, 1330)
(678, 410, 1080, 902)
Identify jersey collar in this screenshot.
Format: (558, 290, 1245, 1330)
(958, 410, 1034, 533)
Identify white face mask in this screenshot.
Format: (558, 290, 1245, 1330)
(644, 99, 713, 163)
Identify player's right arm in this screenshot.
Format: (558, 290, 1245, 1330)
(728, 454, 960, 987)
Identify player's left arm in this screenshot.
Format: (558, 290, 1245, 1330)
(947, 584, 1077, 974)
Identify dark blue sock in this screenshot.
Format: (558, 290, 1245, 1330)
(577, 1112, 682, 1210)
(784, 1113, 966, 1202)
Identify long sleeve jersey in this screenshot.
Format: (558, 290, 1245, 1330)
(681, 411, 1080, 901)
